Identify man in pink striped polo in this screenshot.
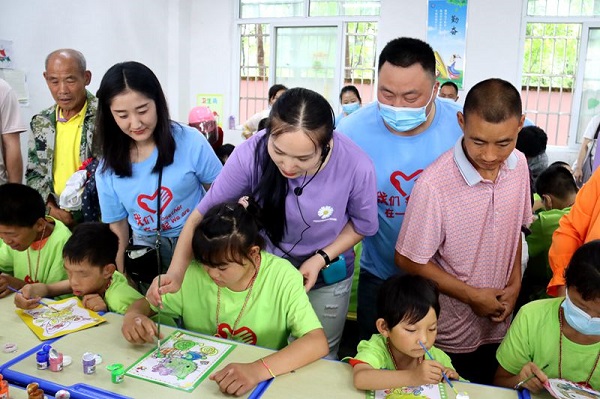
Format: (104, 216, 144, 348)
(395, 78, 532, 385)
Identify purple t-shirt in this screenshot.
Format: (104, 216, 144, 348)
(196, 131, 378, 287)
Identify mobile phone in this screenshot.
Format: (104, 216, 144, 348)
(321, 254, 346, 285)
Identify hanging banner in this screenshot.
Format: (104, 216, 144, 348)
(427, 0, 468, 89)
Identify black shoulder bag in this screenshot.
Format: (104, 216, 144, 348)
(124, 169, 163, 285)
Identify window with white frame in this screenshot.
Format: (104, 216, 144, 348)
(236, 0, 379, 128)
(522, 0, 600, 148)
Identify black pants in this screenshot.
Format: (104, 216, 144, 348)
(446, 343, 500, 385)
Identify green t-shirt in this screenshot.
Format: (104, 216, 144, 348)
(0, 218, 70, 284)
(522, 208, 571, 301)
(352, 334, 455, 371)
(153, 251, 322, 350)
(105, 271, 144, 314)
(527, 207, 571, 260)
(105, 271, 175, 326)
(497, 298, 600, 390)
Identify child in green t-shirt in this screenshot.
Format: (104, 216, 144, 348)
(520, 164, 578, 308)
(121, 200, 328, 396)
(495, 240, 600, 392)
(0, 183, 70, 296)
(348, 274, 459, 391)
(14, 222, 144, 315)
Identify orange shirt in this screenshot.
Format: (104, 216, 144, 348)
(548, 169, 600, 296)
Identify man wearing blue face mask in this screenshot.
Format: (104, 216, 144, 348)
(494, 240, 600, 393)
(337, 37, 463, 342)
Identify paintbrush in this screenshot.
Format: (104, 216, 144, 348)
(156, 274, 162, 356)
(514, 364, 549, 390)
(7, 286, 60, 312)
(419, 340, 459, 395)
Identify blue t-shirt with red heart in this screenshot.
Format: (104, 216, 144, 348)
(337, 99, 463, 281)
(96, 123, 222, 237)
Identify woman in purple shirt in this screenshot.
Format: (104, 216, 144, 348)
(148, 88, 378, 359)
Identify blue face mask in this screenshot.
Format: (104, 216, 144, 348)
(561, 290, 600, 336)
(342, 102, 360, 115)
(378, 87, 435, 132)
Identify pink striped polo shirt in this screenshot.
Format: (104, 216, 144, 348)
(396, 138, 532, 353)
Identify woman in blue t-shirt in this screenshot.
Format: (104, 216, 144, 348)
(94, 61, 222, 291)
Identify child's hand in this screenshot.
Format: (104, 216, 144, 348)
(146, 273, 182, 307)
(515, 362, 548, 393)
(0, 274, 9, 298)
(444, 367, 460, 380)
(13, 283, 48, 309)
(412, 360, 445, 385)
(122, 313, 160, 344)
(209, 362, 262, 396)
(82, 294, 108, 313)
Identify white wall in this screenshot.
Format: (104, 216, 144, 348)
(377, 0, 524, 101)
(3, 0, 572, 161)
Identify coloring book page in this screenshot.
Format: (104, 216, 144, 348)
(125, 330, 236, 392)
(367, 383, 448, 399)
(544, 378, 600, 399)
(16, 297, 106, 340)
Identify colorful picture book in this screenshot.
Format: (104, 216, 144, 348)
(125, 330, 236, 392)
(367, 383, 448, 399)
(544, 378, 600, 399)
(16, 297, 106, 340)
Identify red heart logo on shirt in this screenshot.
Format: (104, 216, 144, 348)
(390, 170, 423, 198)
(137, 187, 173, 214)
(216, 323, 257, 345)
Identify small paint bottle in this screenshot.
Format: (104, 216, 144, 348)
(36, 350, 49, 370)
(49, 349, 63, 372)
(107, 363, 125, 384)
(82, 352, 96, 374)
(55, 389, 71, 399)
(0, 374, 9, 399)
(26, 383, 44, 399)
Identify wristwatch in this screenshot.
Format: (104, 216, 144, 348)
(315, 249, 332, 268)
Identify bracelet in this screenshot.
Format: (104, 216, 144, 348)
(260, 358, 276, 379)
(315, 249, 331, 267)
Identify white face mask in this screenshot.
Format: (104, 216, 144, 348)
(562, 289, 600, 336)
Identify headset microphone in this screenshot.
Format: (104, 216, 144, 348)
(292, 143, 330, 197)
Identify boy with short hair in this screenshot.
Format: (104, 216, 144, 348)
(0, 183, 70, 297)
(519, 164, 578, 306)
(15, 222, 143, 314)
